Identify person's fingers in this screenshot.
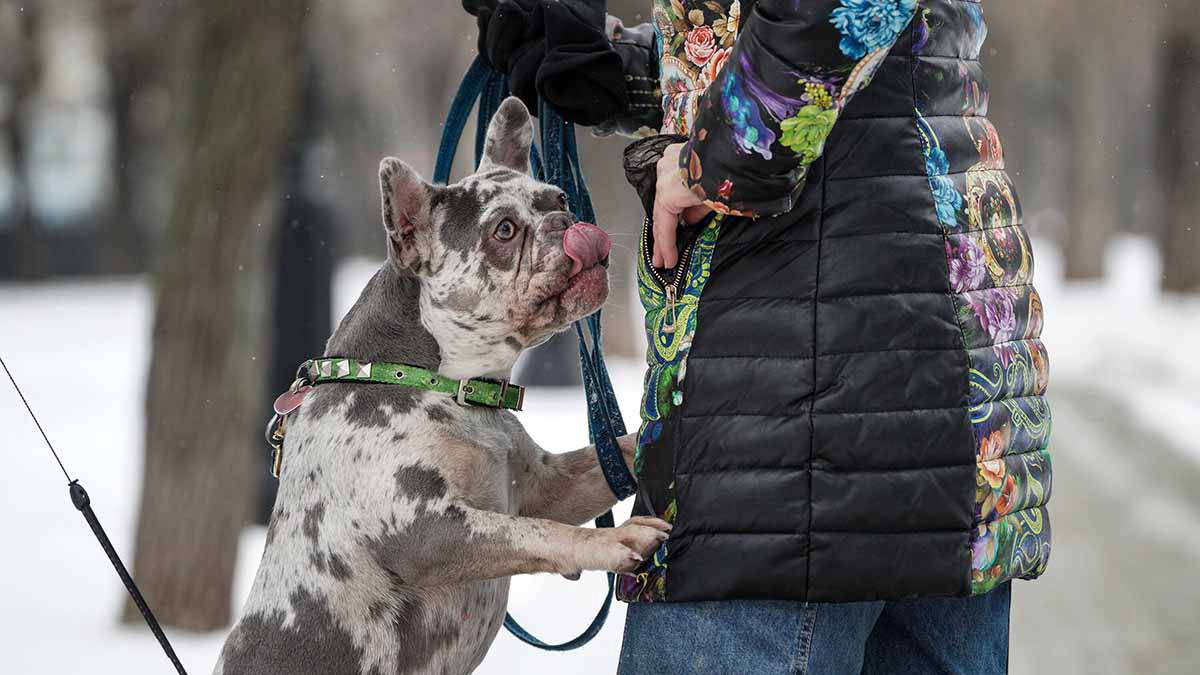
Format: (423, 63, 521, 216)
(627, 515, 673, 532)
(651, 222, 663, 268)
(652, 200, 679, 269)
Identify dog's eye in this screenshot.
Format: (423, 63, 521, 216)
(557, 193, 569, 211)
(494, 220, 517, 241)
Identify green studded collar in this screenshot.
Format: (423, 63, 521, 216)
(301, 357, 525, 411)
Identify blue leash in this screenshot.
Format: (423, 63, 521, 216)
(433, 56, 637, 651)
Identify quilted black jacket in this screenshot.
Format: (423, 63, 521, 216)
(615, 0, 1052, 604)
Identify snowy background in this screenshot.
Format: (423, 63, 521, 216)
(2, 0, 1197, 672)
(2, 236, 1199, 674)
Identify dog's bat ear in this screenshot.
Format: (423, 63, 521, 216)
(380, 157, 435, 270)
(477, 97, 533, 175)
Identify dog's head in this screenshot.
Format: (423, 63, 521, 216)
(378, 97, 610, 378)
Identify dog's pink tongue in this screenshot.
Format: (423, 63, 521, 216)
(563, 222, 611, 277)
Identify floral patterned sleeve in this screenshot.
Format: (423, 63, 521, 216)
(680, 0, 918, 217)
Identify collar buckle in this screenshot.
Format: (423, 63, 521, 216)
(501, 380, 523, 411)
(456, 379, 475, 407)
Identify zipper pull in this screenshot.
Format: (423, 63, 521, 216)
(663, 286, 678, 334)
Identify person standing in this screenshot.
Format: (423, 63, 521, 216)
(616, 1, 1050, 672)
(465, 1, 1050, 671)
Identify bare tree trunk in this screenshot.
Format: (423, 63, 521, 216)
(125, 0, 306, 631)
(1158, 24, 1200, 293)
(1064, 48, 1121, 280)
(96, 0, 161, 275)
(0, 0, 44, 279)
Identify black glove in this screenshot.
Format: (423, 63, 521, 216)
(462, 0, 659, 133)
(486, 0, 546, 112)
(536, 0, 626, 126)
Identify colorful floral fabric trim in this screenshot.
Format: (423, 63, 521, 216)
(915, 6, 1052, 593)
(653, 0, 742, 136)
(831, 0, 920, 59)
(971, 505, 1051, 594)
(666, 0, 917, 217)
(958, 287, 1044, 351)
(976, 449, 1051, 524)
(616, 215, 724, 603)
(946, 227, 1035, 292)
(969, 340, 1049, 408)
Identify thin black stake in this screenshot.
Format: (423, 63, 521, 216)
(1, 355, 188, 675)
(1, 355, 71, 482)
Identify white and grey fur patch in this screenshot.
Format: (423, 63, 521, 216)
(216, 389, 516, 675)
(213, 98, 662, 675)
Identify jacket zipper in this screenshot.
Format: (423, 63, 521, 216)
(641, 215, 700, 334)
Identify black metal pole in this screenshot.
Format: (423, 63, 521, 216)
(69, 481, 188, 675)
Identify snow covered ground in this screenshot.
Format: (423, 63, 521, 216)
(0, 236, 1196, 674)
(0, 263, 644, 674)
(1032, 236, 1200, 467)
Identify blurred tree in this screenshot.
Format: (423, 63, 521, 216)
(127, 0, 307, 630)
(260, 66, 336, 524)
(1158, 16, 1200, 293)
(1063, 4, 1121, 280)
(309, 1, 476, 255)
(96, 0, 166, 275)
(0, 1, 45, 278)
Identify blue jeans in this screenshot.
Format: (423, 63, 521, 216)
(618, 583, 1010, 675)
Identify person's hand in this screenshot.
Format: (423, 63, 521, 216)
(652, 142, 712, 269)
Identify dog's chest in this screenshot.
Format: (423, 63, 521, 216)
(223, 390, 529, 674)
(288, 384, 523, 501)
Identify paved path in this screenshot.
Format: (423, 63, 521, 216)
(1009, 385, 1200, 675)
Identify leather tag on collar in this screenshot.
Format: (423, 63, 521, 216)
(273, 385, 311, 416)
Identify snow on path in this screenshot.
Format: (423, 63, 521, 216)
(0, 271, 639, 674)
(0, 236, 1196, 673)
(1034, 236, 1200, 467)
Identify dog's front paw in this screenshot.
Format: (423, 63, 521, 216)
(574, 516, 671, 574)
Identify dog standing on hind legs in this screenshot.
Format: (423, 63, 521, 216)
(214, 97, 669, 675)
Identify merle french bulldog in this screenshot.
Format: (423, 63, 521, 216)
(213, 97, 669, 675)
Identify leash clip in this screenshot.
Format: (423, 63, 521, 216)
(288, 375, 309, 394)
(295, 359, 315, 383)
(265, 375, 310, 479)
(265, 413, 288, 478)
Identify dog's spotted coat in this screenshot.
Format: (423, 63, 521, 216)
(212, 98, 668, 675)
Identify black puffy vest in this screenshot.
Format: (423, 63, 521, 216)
(617, 0, 1052, 604)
